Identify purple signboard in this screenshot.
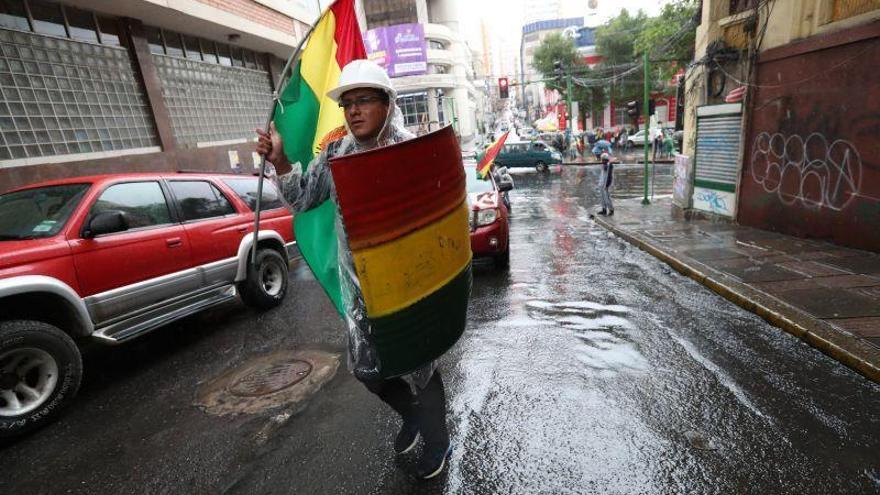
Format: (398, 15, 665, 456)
(363, 23, 428, 78)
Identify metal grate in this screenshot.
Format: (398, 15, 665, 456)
(153, 54, 272, 147)
(0, 28, 158, 161)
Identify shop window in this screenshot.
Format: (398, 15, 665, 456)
(97, 16, 121, 46)
(28, 0, 66, 37)
(145, 26, 164, 54)
(162, 30, 184, 58)
(217, 43, 232, 66)
(364, 0, 417, 28)
(230, 46, 244, 67)
(64, 6, 98, 43)
(183, 35, 202, 61)
(201, 40, 218, 64)
(0, 0, 31, 31)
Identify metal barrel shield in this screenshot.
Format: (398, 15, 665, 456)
(330, 126, 472, 377)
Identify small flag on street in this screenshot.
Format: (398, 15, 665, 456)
(477, 131, 510, 178)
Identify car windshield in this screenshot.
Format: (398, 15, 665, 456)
(0, 184, 89, 240)
(465, 168, 494, 193)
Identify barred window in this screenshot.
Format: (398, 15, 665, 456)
(364, 0, 418, 28)
(397, 92, 429, 128)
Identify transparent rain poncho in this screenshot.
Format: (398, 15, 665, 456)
(278, 95, 438, 389)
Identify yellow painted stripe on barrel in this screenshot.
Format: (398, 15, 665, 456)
(352, 201, 472, 318)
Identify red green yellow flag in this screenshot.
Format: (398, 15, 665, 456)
(273, 0, 365, 314)
(477, 131, 510, 178)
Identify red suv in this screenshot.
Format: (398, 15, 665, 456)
(0, 173, 295, 438)
(465, 166, 511, 269)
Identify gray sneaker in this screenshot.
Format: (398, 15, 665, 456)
(415, 443, 452, 480)
(394, 422, 419, 455)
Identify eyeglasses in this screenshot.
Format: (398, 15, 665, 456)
(338, 96, 385, 110)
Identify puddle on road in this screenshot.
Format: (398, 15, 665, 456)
(525, 300, 648, 375)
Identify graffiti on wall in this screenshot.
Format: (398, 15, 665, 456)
(738, 30, 879, 251)
(749, 131, 865, 211)
(693, 187, 734, 217)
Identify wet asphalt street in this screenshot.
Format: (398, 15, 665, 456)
(2, 164, 879, 495)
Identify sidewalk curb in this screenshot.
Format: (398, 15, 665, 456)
(593, 215, 880, 384)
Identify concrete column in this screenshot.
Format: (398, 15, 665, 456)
(416, 0, 429, 24)
(427, 88, 440, 130)
(122, 18, 176, 152)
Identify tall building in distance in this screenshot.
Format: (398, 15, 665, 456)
(522, 0, 563, 24)
(0, 0, 320, 191)
(356, 0, 482, 143)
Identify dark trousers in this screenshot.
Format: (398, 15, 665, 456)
(361, 370, 449, 448)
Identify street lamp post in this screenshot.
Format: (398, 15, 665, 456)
(520, 30, 528, 123)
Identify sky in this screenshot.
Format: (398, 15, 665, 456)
(458, 0, 672, 78)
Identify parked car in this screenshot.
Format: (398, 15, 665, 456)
(495, 141, 562, 173)
(465, 165, 511, 269)
(626, 128, 662, 147)
(0, 172, 296, 438)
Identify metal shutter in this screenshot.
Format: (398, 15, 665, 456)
(695, 104, 742, 187)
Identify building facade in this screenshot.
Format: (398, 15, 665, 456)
(680, 0, 879, 251)
(357, 0, 482, 143)
(0, 0, 320, 193)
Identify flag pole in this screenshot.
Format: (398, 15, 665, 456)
(251, 2, 336, 266)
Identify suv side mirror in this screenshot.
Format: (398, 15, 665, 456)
(85, 210, 128, 238)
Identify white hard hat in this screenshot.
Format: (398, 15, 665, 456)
(326, 59, 396, 102)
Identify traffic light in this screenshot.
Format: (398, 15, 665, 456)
(626, 100, 640, 119)
(498, 77, 509, 99)
(648, 99, 656, 116)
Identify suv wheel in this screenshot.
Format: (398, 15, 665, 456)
(0, 320, 82, 439)
(238, 248, 289, 310)
(535, 161, 549, 173)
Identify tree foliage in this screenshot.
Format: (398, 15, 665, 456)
(594, 9, 649, 105)
(527, 1, 698, 125)
(634, 0, 698, 82)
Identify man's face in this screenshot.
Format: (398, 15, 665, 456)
(339, 88, 390, 141)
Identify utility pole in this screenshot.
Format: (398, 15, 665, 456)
(566, 66, 573, 146)
(642, 52, 650, 205)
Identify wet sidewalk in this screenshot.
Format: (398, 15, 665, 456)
(592, 197, 880, 382)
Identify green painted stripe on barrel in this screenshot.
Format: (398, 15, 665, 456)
(371, 263, 472, 378)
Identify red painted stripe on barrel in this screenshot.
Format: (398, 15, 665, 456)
(330, 126, 465, 250)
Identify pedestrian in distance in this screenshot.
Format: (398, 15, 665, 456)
(597, 152, 614, 216)
(653, 132, 662, 161)
(663, 132, 675, 159)
(592, 138, 612, 161)
(256, 60, 452, 481)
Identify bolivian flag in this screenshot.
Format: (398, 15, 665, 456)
(477, 131, 510, 178)
(330, 126, 472, 378)
(273, 0, 365, 314)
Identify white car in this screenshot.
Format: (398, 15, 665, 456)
(627, 128, 663, 147)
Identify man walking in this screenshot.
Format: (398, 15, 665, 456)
(597, 152, 614, 216)
(257, 60, 452, 480)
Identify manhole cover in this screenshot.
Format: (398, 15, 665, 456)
(195, 350, 339, 417)
(228, 359, 313, 397)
